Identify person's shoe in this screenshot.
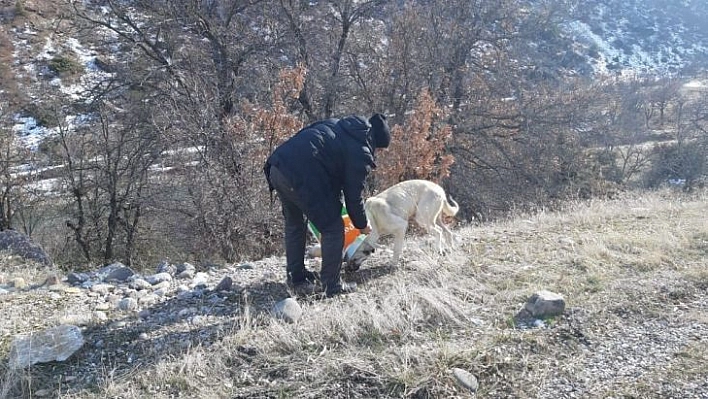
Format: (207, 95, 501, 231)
(286, 269, 320, 286)
(325, 281, 357, 297)
(290, 281, 320, 296)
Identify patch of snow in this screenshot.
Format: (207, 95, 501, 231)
(12, 113, 93, 151)
(10, 165, 64, 180)
(164, 146, 205, 156)
(11, 116, 53, 150)
(26, 178, 62, 194)
(683, 80, 704, 89)
(38, 37, 58, 61)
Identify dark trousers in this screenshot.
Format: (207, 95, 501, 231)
(268, 166, 344, 291)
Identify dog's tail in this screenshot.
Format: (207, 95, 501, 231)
(442, 196, 460, 217)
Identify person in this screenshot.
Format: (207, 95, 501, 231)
(264, 113, 391, 297)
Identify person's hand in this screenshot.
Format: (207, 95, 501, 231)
(360, 225, 372, 235)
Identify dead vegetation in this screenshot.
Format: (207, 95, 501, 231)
(0, 187, 706, 398)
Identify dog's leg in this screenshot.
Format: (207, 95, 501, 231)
(437, 217, 456, 251)
(416, 219, 446, 255)
(388, 217, 409, 265)
(414, 197, 447, 255)
(363, 230, 380, 250)
(433, 225, 446, 255)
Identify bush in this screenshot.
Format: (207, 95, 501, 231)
(14, 1, 26, 17)
(643, 141, 707, 191)
(48, 55, 83, 76)
(23, 104, 60, 128)
(374, 88, 454, 192)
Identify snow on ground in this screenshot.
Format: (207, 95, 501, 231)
(12, 114, 92, 151)
(11, 116, 53, 150)
(683, 80, 705, 89)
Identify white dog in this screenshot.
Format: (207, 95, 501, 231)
(349, 179, 459, 268)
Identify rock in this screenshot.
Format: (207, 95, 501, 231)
(145, 272, 172, 285)
(59, 313, 94, 326)
(192, 272, 209, 287)
(176, 262, 196, 274)
(524, 290, 566, 318)
(10, 277, 27, 290)
(156, 260, 176, 275)
(451, 368, 479, 393)
(117, 297, 138, 311)
(177, 269, 195, 279)
(306, 245, 321, 258)
(0, 230, 52, 266)
(152, 281, 172, 291)
(138, 294, 159, 305)
(273, 298, 302, 323)
(93, 311, 108, 322)
(63, 287, 82, 294)
(178, 307, 197, 319)
(9, 325, 84, 369)
(128, 278, 153, 291)
(47, 284, 65, 292)
(66, 272, 90, 285)
(101, 263, 135, 283)
(90, 283, 114, 294)
(214, 276, 233, 291)
(43, 273, 61, 287)
(236, 263, 254, 270)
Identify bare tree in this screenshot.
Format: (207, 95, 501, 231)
(0, 103, 22, 231)
(650, 77, 681, 128)
(55, 84, 166, 265)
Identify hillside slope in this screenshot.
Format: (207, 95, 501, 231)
(1, 188, 706, 398)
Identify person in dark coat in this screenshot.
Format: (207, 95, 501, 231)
(264, 113, 391, 297)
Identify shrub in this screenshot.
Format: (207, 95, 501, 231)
(48, 55, 83, 76)
(23, 104, 60, 128)
(374, 88, 454, 192)
(643, 141, 707, 191)
(14, 1, 26, 17)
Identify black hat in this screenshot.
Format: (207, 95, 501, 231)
(369, 113, 391, 148)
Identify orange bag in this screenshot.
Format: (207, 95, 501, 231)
(308, 207, 362, 256)
(341, 214, 361, 250)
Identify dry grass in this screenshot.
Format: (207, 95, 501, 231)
(1, 188, 707, 398)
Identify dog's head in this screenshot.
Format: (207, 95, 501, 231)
(344, 240, 376, 272)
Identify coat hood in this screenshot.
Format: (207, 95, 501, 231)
(337, 115, 376, 154)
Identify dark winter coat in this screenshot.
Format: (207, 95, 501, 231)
(264, 116, 377, 231)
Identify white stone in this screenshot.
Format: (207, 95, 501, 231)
(117, 297, 138, 311)
(9, 325, 84, 369)
(273, 298, 302, 323)
(452, 368, 479, 392)
(191, 272, 209, 287)
(144, 272, 172, 285)
(90, 283, 114, 294)
(129, 278, 153, 290)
